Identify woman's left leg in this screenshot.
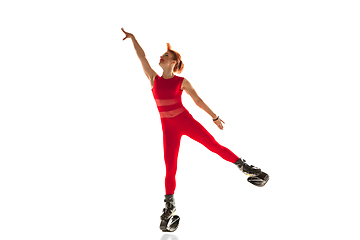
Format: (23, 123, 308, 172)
(182, 115, 239, 163)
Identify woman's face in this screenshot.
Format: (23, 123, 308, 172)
(159, 51, 176, 67)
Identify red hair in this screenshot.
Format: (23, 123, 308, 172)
(167, 43, 184, 74)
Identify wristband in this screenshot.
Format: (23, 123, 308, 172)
(213, 116, 219, 121)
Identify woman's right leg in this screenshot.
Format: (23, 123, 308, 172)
(162, 120, 182, 196)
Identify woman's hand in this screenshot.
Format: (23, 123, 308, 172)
(213, 117, 225, 130)
(121, 28, 134, 40)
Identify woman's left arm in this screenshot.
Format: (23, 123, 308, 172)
(182, 78, 225, 129)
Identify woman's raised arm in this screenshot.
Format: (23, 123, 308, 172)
(122, 28, 157, 81)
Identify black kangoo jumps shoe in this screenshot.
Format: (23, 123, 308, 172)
(247, 171, 269, 187)
(160, 194, 180, 232)
(234, 158, 262, 177)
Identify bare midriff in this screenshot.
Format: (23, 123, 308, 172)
(155, 99, 180, 106)
(159, 107, 186, 118)
(155, 98, 186, 118)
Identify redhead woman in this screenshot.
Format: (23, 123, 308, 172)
(122, 28, 269, 232)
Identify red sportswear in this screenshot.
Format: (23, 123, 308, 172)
(152, 75, 239, 195)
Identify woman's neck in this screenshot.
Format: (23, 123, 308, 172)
(162, 70, 175, 79)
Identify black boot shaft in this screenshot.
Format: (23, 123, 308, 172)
(164, 194, 175, 206)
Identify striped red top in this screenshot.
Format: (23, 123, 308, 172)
(151, 75, 187, 118)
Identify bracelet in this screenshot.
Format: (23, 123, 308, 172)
(213, 116, 219, 121)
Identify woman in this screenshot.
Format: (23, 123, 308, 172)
(121, 28, 268, 232)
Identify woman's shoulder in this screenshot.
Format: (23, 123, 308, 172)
(176, 75, 186, 83)
(150, 75, 159, 89)
(179, 76, 188, 90)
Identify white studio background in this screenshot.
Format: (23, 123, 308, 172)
(1, 0, 359, 239)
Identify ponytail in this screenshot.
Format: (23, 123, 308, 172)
(167, 43, 184, 74)
(176, 60, 183, 73)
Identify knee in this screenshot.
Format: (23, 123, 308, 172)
(166, 166, 177, 176)
(206, 141, 224, 152)
(165, 170, 176, 184)
(165, 162, 177, 175)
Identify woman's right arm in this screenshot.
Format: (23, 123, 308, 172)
(122, 28, 157, 83)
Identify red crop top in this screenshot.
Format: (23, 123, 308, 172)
(151, 75, 187, 118)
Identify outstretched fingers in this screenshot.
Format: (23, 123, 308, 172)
(121, 28, 131, 40)
(214, 118, 225, 130)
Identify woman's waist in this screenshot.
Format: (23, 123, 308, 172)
(158, 107, 189, 119)
(156, 102, 184, 112)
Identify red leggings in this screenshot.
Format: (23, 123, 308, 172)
(161, 111, 239, 195)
